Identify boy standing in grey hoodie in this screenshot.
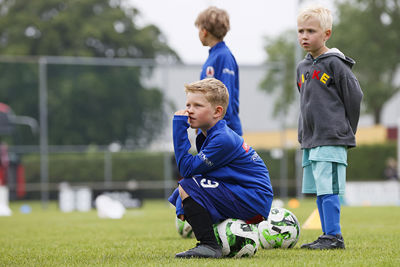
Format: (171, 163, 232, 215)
(296, 6, 363, 249)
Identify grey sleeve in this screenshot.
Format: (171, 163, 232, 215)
(338, 74, 363, 134)
(297, 114, 303, 144)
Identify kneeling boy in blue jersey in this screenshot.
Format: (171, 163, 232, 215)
(168, 78, 273, 258)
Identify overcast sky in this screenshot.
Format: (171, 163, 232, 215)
(127, 0, 335, 65)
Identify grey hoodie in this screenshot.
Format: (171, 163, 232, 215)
(296, 48, 363, 149)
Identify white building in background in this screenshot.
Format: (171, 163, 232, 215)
(144, 63, 399, 150)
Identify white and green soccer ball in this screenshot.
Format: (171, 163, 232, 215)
(175, 217, 195, 238)
(258, 207, 300, 249)
(214, 218, 259, 258)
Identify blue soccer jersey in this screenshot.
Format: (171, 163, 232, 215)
(200, 41, 242, 136)
(170, 115, 273, 221)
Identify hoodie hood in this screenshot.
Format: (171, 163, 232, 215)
(305, 48, 356, 68)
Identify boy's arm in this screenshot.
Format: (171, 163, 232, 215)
(206, 55, 237, 126)
(173, 115, 192, 177)
(218, 57, 238, 124)
(337, 73, 363, 134)
(173, 116, 236, 177)
(296, 67, 303, 144)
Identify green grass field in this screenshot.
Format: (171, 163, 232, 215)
(0, 199, 399, 267)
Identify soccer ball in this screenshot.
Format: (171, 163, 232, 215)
(258, 207, 300, 249)
(175, 217, 195, 238)
(214, 218, 259, 258)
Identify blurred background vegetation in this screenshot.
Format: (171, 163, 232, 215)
(0, 0, 398, 199)
(19, 142, 396, 198)
(1, 0, 399, 146)
(0, 0, 179, 146)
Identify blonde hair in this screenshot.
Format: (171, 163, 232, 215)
(185, 78, 229, 117)
(297, 6, 333, 31)
(195, 6, 230, 40)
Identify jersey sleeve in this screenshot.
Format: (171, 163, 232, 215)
(215, 55, 239, 126)
(215, 55, 236, 92)
(172, 115, 192, 177)
(173, 117, 238, 178)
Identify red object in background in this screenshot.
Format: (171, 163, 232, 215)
(16, 164, 26, 198)
(0, 143, 9, 185)
(0, 166, 6, 185)
(387, 127, 398, 140)
(0, 102, 10, 113)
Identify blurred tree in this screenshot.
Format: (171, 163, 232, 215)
(329, 0, 400, 124)
(0, 0, 179, 146)
(47, 65, 164, 146)
(260, 0, 400, 124)
(259, 30, 298, 117)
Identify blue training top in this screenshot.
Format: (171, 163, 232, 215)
(171, 116, 273, 218)
(200, 41, 242, 136)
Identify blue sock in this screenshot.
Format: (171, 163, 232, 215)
(321, 194, 341, 236)
(316, 196, 326, 234)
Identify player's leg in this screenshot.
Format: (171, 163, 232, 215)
(310, 194, 344, 249)
(175, 176, 270, 257)
(314, 159, 326, 234)
(321, 194, 341, 235)
(316, 195, 326, 233)
(307, 161, 345, 249)
(179, 185, 219, 250)
(300, 151, 325, 248)
(175, 181, 222, 258)
(300, 195, 328, 248)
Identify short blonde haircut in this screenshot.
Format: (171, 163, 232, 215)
(195, 6, 230, 40)
(185, 78, 229, 117)
(297, 6, 333, 31)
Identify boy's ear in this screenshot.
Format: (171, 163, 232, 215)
(201, 28, 208, 37)
(214, 105, 224, 118)
(324, 29, 332, 42)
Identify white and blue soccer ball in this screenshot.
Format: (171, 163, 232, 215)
(258, 207, 300, 249)
(175, 217, 195, 238)
(214, 218, 259, 258)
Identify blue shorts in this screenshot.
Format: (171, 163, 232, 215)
(302, 147, 347, 196)
(179, 176, 272, 224)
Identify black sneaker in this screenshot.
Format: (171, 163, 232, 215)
(300, 234, 325, 249)
(175, 243, 222, 258)
(307, 234, 345, 250)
